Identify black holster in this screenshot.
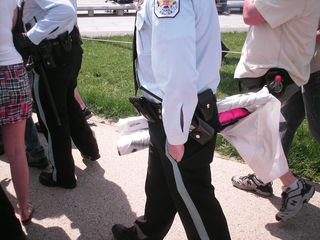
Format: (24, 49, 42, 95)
(129, 96, 161, 123)
(37, 41, 56, 69)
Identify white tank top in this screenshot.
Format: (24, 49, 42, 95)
(0, 0, 23, 66)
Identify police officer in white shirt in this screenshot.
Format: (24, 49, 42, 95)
(14, 0, 100, 189)
(112, 0, 231, 239)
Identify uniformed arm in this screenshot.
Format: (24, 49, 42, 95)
(151, 1, 198, 149)
(243, 0, 266, 25)
(26, 0, 76, 45)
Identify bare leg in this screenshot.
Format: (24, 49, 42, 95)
(74, 88, 86, 110)
(2, 120, 32, 221)
(279, 171, 296, 187)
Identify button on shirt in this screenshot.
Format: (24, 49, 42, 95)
(136, 0, 221, 145)
(22, 0, 77, 45)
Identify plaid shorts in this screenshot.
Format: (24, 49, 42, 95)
(0, 63, 32, 125)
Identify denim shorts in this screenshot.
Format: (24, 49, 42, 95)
(0, 63, 32, 125)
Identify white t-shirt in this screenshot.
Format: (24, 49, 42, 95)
(235, 0, 320, 86)
(311, 43, 320, 74)
(0, 0, 23, 66)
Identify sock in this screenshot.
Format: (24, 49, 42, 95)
(282, 179, 299, 192)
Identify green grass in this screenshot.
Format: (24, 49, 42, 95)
(79, 36, 135, 120)
(78, 33, 320, 182)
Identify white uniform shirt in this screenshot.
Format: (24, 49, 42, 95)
(22, 0, 77, 45)
(0, 0, 23, 65)
(136, 0, 221, 145)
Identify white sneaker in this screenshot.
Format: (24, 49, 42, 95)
(231, 174, 273, 197)
(276, 179, 315, 221)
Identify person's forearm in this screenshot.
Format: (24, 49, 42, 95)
(316, 30, 320, 43)
(243, 0, 266, 25)
(12, 7, 18, 29)
(317, 23, 320, 43)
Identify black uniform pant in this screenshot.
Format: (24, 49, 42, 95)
(0, 185, 26, 240)
(134, 120, 231, 240)
(33, 31, 99, 185)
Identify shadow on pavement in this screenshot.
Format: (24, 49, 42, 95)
(265, 181, 320, 240)
(2, 159, 136, 240)
(26, 223, 72, 240)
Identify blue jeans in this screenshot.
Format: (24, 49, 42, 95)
(25, 117, 46, 160)
(280, 71, 320, 156)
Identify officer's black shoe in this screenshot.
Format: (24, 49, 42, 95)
(81, 153, 101, 162)
(112, 224, 138, 240)
(39, 172, 76, 189)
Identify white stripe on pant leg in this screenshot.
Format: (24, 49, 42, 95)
(165, 141, 210, 240)
(33, 71, 57, 181)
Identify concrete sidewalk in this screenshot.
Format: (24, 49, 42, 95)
(0, 115, 319, 240)
(1, 7, 319, 240)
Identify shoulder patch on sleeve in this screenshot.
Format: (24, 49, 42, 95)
(154, 0, 180, 18)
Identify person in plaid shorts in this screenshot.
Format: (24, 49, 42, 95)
(0, 0, 34, 227)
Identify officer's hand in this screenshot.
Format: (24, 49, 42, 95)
(13, 32, 33, 52)
(167, 143, 184, 162)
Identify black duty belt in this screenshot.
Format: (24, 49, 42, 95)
(46, 26, 81, 46)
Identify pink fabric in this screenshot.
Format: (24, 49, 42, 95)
(219, 108, 250, 125)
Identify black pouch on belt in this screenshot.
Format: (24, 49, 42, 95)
(189, 114, 216, 145)
(196, 88, 217, 122)
(189, 89, 220, 145)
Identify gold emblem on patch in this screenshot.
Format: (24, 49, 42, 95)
(155, 0, 179, 18)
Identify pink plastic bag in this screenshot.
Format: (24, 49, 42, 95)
(219, 108, 250, 126)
